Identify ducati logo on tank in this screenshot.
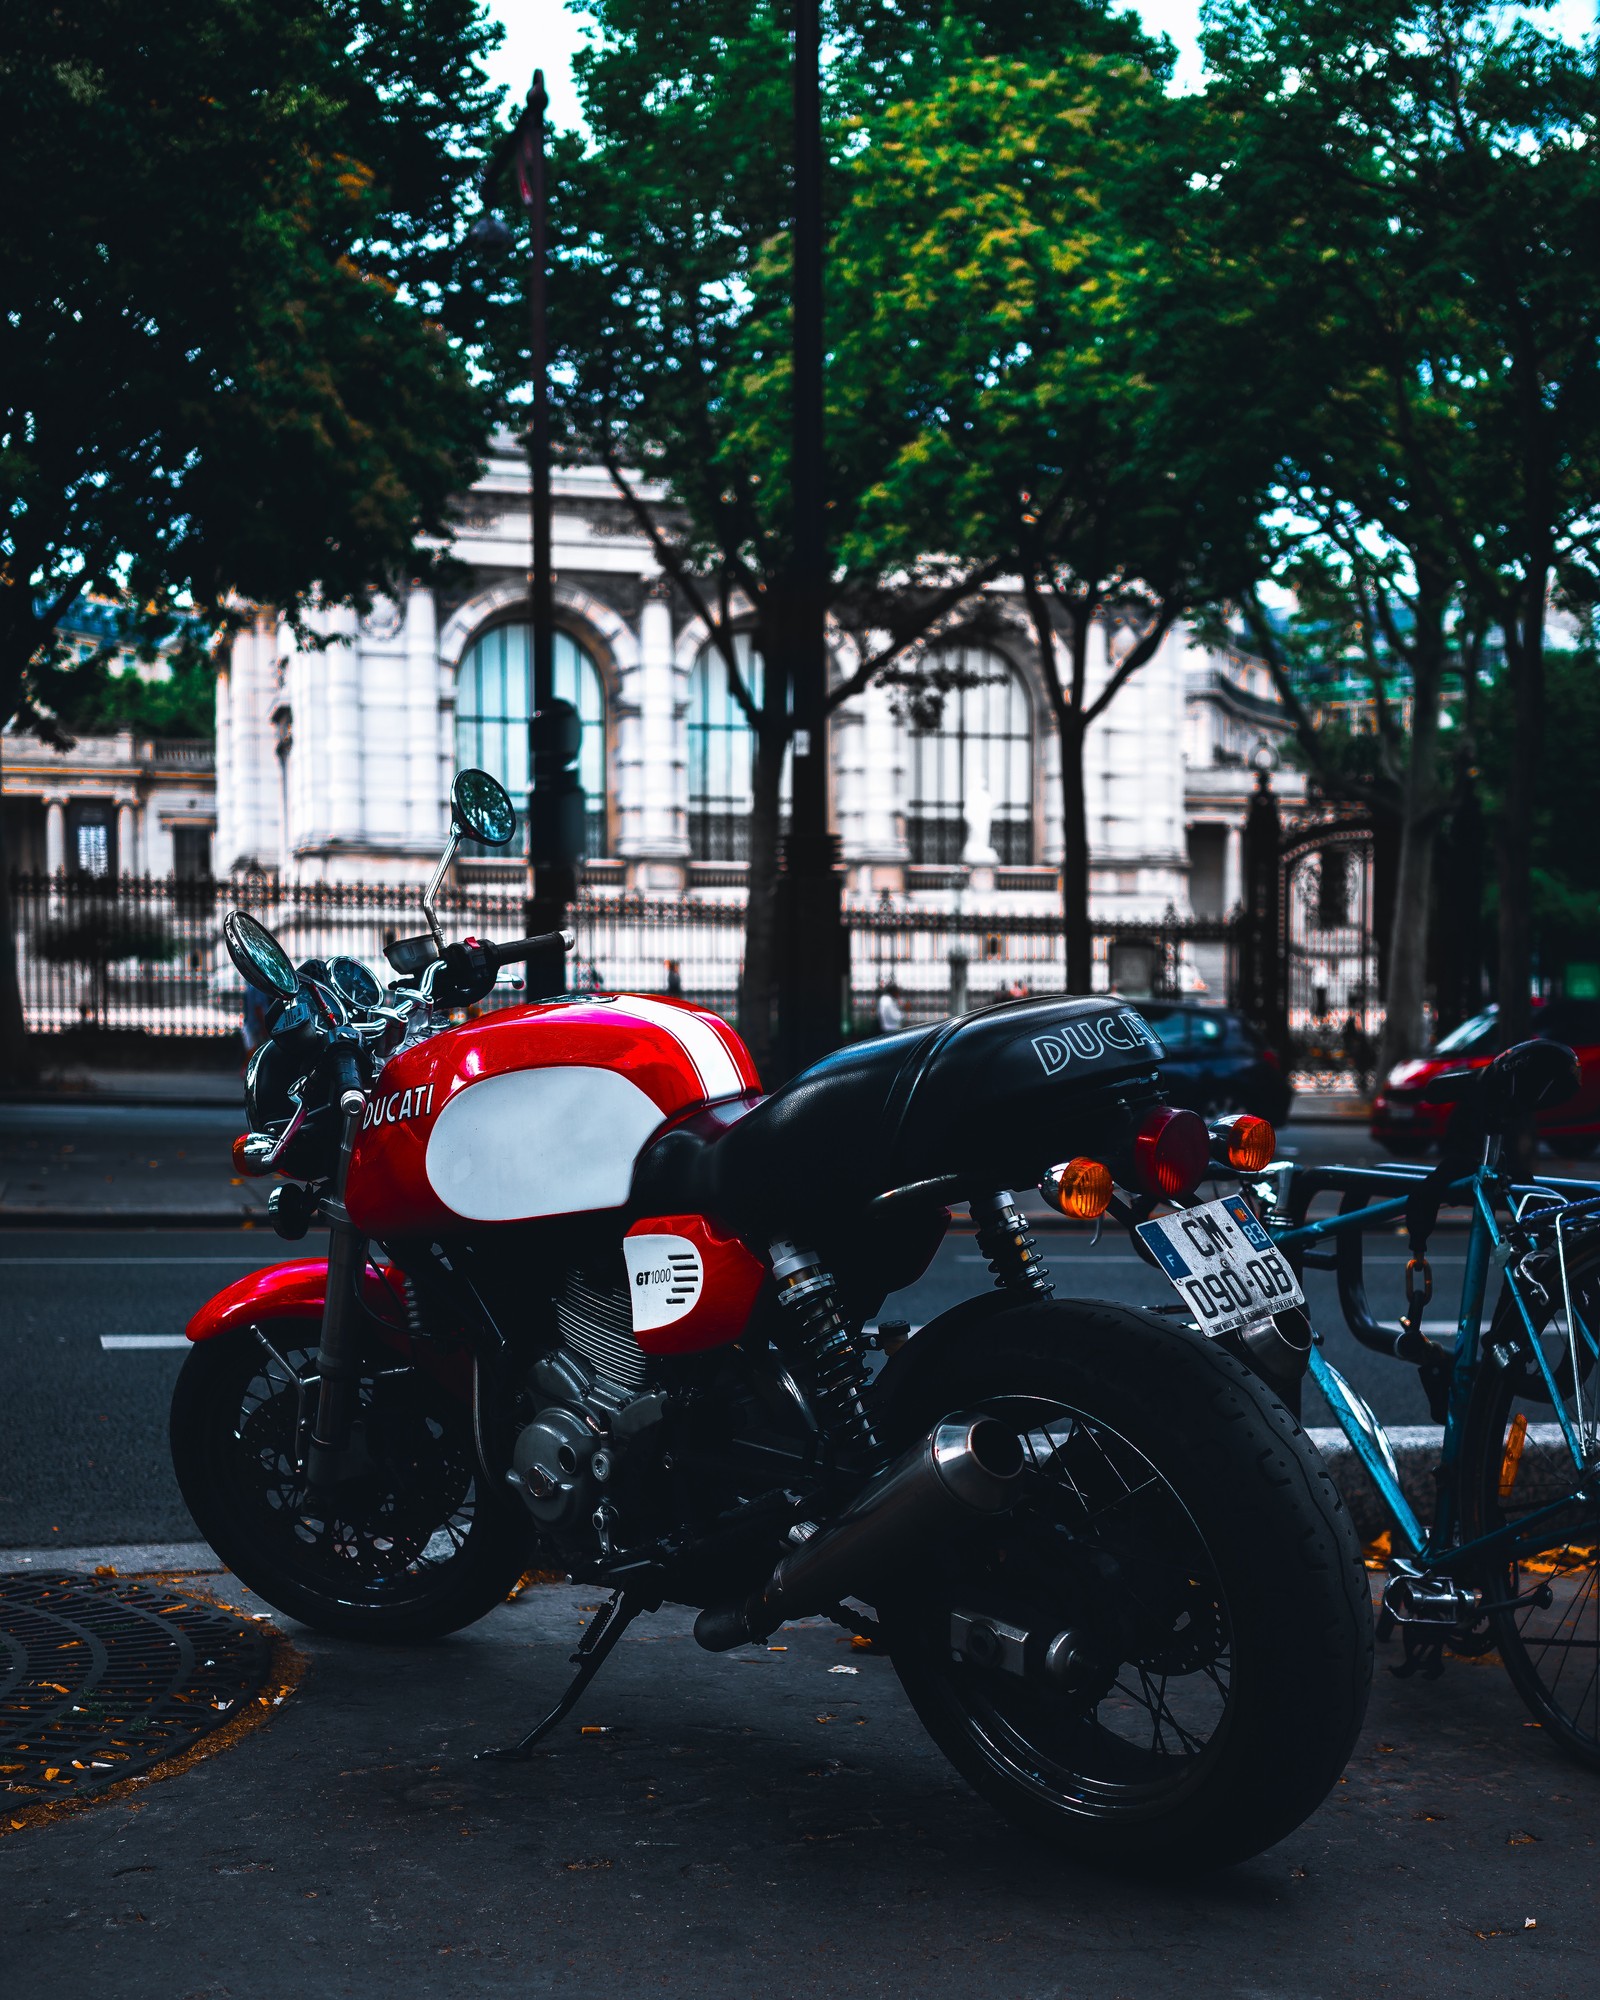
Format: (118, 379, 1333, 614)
(363, 1083, 437, 1129)
(623, 1234, 705, 1333)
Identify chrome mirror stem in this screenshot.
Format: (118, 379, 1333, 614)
(421, 827, 461, 947)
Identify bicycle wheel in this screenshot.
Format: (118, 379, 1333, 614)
(1461, 1243, 1600, 1766)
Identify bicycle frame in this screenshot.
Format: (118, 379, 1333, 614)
(1267, 1154, 1600, 1578)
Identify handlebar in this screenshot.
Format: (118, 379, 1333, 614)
(331, 1043, 365, 1116)
(481, 927, 576, 970)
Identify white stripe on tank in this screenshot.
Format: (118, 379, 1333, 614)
(610, 994, 745, 1101)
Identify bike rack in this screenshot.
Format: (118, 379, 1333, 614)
(1277, 1162, 1600, 1359)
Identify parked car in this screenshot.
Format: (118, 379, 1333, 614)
(1139, 1003, 1293, 1124)
(1371, 999, 1600, 1156)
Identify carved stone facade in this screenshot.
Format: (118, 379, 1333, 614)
(217, 439, 1273, 921)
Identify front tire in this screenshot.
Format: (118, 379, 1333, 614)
(879, 1301, 1372, 1871)
(171, 1321, 531, 1641)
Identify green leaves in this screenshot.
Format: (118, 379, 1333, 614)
(1, 0, 500, 716)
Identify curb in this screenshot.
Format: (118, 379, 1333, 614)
(0, 1437, 1527, 1584)
(0, 1208, 276, 1230)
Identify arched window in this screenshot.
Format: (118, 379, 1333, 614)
(906, 646, 1034, 865)
(688, 635, 790, 861)
(455, 624, 607, 858)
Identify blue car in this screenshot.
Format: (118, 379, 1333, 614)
(1137, 1002, 1293, 1125)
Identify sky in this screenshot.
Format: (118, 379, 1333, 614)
(486, 2, 1598, 129)
(485, 1, 1208, 126)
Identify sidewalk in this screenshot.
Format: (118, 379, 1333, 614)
(0, 1092, 269, 1226)
(0, 1542, 1588, 1998)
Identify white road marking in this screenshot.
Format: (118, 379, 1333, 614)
(99, 1334, 190, 1350)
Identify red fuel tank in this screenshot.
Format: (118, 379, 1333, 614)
(344, 994, 760, 1237)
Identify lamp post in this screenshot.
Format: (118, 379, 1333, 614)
(774, 0, 847, 1078)
(471, 71, 582, 996)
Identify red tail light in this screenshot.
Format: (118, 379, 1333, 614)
(1134, 1107, 1210, 1200)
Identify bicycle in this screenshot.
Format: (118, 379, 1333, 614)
(1252, 1038, 1600, 1764)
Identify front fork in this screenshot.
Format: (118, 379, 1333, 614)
(306, 1088, 369, 1494)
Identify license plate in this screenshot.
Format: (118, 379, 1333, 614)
(1387, 1103, 1415, 1121)
(1136, 1195, 1305, 1338)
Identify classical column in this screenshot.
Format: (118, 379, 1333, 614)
(405, 585, 444, 847)
(1224, 822, 1244, 914)
(844, 679, 906, 896)
(322, 606, 362, 849)
(45, 800, 65, 876)
(116, 802, 136, 876)
(620, 581, 689, 890)
(214, 639, 234, 871)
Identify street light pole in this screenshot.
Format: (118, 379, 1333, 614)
(472, 71, 581, 996)
(775, 0, 846, 1078)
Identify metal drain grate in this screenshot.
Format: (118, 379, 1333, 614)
(1, 1572, 277, 1809)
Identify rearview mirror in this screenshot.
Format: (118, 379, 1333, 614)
(223, 910, 299, 1002)
(451, 768, 517, 848)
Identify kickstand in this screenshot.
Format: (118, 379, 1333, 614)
(477, 1591, 640, 1763)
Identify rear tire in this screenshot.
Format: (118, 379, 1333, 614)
(879, 1300, 1372, 1871)
(171, 1321, 530, 1642)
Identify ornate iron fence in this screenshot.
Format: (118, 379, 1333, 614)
(6, 871, 1239, 1046)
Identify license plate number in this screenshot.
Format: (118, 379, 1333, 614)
(1136, 1195, 1305, 1338)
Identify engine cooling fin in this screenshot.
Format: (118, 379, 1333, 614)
(554, 1263, 645, 1386)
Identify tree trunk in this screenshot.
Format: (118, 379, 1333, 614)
(1376, 618, 1446, 1078)
(1496, 578, 1547, 1045)
(738, 718, 787, 1081)
(1058, 711, 1092, 994)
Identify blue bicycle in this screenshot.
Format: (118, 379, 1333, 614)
(1254, 1039, 1600, 1764)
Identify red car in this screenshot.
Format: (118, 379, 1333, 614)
(1372, 999, 1600, 1157)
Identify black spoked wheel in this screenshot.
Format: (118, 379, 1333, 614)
(881, 1302, 1372, 1871)
(1462, 1247, 1600, 1766)
(171, 1321, 530, 1641)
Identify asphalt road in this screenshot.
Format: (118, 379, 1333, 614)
(3, 1108, 1597, 1550)
(4, 1572, 1596, 1999)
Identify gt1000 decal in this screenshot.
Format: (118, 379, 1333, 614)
(1031, 1010, 1163, 1077)
(623, 1234, 705, 1333)
(363, 1083, 436, 1129)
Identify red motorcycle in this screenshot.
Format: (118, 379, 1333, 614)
(172, 769, 1370, 1871)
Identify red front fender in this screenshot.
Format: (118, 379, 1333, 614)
(185, 1258, 403, 1342)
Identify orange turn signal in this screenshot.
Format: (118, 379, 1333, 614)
(1222, 1115, 1276, 1174)
(231, 1132, 266, 1177)
(1041, 1157, 1114, 1221)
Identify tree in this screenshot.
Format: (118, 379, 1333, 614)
(1202, 0, 1600, 1046)
(0, 0, 501, 1078)
(832, 53, 1273, 991)
(534, 1, 1163, 1064)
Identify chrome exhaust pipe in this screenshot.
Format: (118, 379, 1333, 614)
(693, 1414, 1024, 1652)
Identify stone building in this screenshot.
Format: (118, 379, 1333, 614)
(1, 600, 216, 883)
(217, 438, 1240, 926)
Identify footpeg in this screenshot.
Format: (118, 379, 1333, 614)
(1382, 1563, 1479, 1627)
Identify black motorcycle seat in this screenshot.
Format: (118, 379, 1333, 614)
(630, 993, 1167, 1240)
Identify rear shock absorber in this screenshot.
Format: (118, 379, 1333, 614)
(971, 1190, 1054, 1298)
(769, 1241, 881, 1458)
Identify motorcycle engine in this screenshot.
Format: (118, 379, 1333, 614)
(510, 1266, 666, 1553)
